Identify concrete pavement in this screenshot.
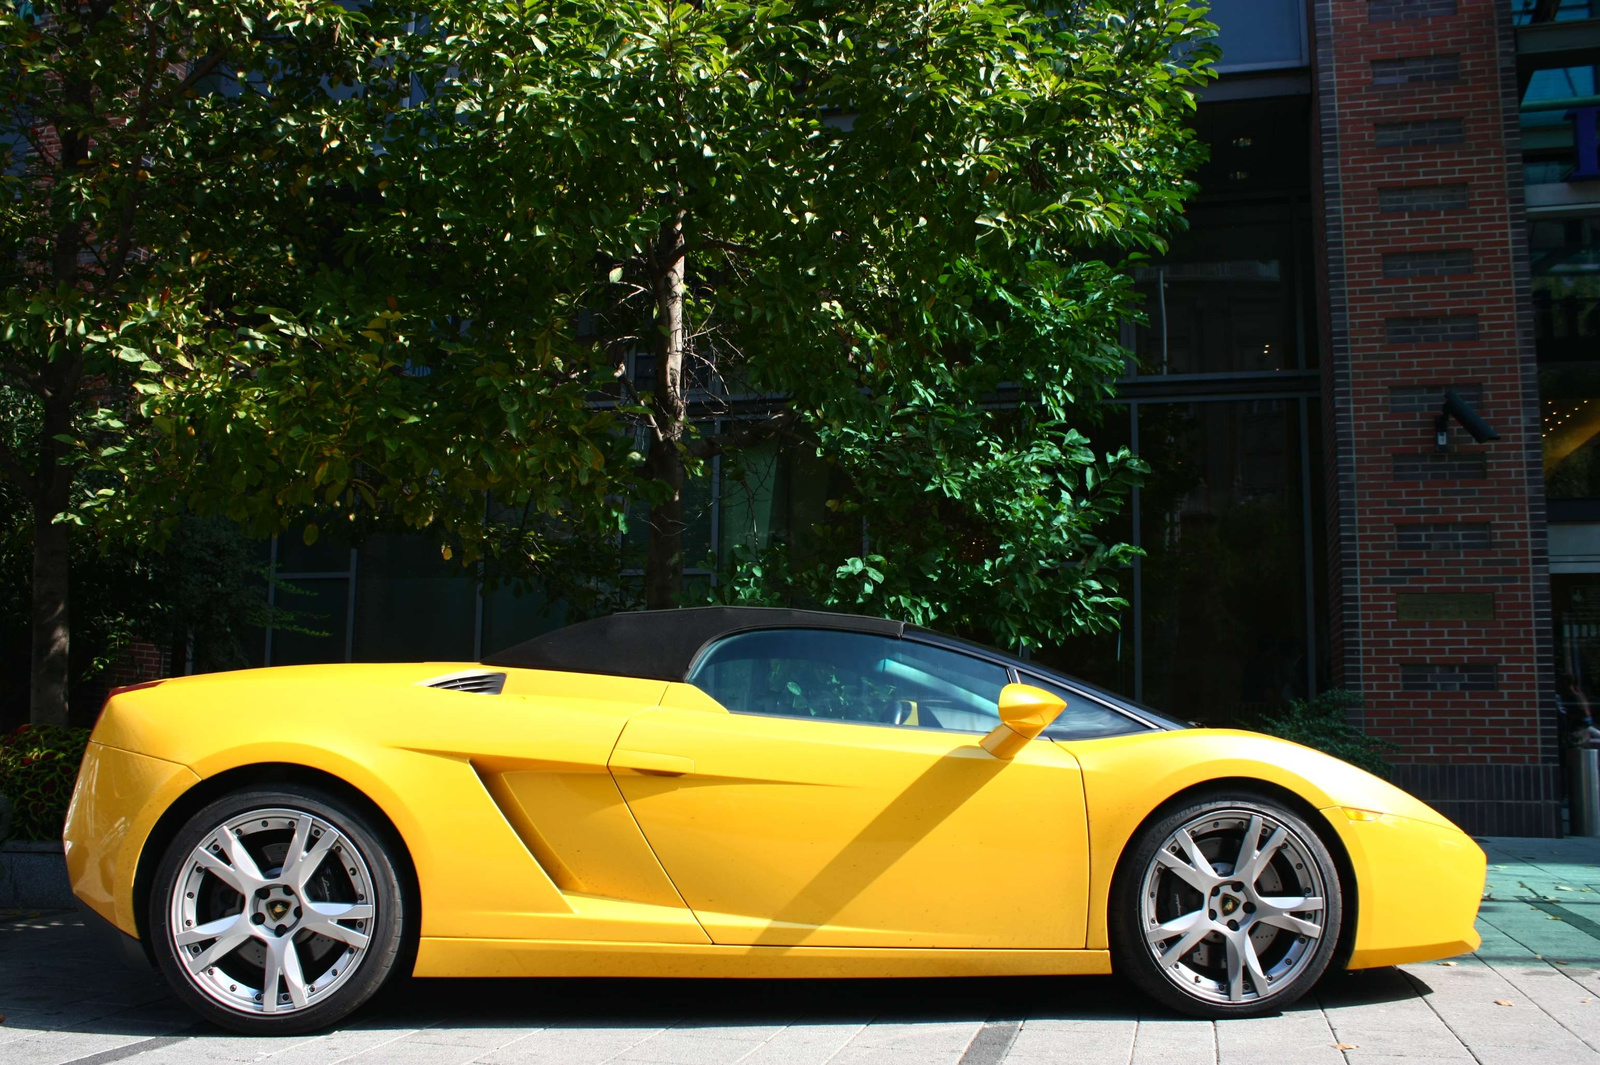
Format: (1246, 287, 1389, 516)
(4, 835, 1600, 1065)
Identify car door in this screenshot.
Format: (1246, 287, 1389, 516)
(608, 628, 1091, 949)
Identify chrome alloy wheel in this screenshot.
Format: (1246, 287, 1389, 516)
(169, 807, 375, 1016)
(1139, 809, 1329, 1005)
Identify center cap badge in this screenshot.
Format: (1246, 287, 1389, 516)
(267, 900, 291, 921)
(1220, 896, 1239, 916)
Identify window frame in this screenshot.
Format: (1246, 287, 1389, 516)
(683, 626, 1163, 741)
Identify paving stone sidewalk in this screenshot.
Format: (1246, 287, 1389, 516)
(5, 835, 1600, 1065)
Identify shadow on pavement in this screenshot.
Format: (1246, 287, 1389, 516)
(0, 912, 1445, 1039)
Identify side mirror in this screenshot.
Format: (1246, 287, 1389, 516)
(980, 683, 1067, 760)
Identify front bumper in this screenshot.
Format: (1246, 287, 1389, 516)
(1325, 808, 1485, 969)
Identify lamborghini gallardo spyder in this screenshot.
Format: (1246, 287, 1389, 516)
(64, 606, 1485, 1033)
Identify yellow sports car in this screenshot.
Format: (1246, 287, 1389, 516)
(65, 606, 1485, 1034)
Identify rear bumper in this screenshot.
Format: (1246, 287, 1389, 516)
(63, 741, 199, 937)
(1325, 808, 1485, 969)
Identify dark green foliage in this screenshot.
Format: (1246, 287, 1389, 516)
(1254, 690, 1398, 778)
(0, 725, 91, 842)
(4, 0, 1218, 715)
(427, 0, 1218, 645)
(0, 475, 318, 729)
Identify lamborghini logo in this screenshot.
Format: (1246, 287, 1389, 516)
(266, 900, 291, 922)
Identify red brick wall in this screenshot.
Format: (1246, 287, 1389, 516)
(1312, 0, 1557, 833)
(109, 639, 171, 687)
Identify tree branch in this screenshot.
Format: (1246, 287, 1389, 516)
(687, 409, 801, 460)
(685, 238, 754, 256)
(142, 45, 230, 125)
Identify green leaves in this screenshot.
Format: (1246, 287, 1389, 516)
(1255, 690, 1399, 778)
(2, 0, 1214, 659)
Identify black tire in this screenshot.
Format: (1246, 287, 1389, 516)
(1109, 792, 1343, 1018)
(149, 786, 406, 1035)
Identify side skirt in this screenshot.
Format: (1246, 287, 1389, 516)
(415, 939, 1113, 979)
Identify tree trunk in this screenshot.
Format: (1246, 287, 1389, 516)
(644, 212, 689, 610)
(30, 501, 71, 726)
(28, 380, 77, 726)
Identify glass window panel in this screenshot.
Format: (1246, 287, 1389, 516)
(1535, 218, 1600, 500)
(1130, 202, 1307, 376)
(1208, 0, 1306, 72)
(352, 534, 476, 661)
(622, 441, 713, 573)
(717, 437, 840, 569)
(268, 578, 349, 665)
(719, 440, 782, 558)
(1023, 674, 1150, 740)
(1137, 400, 1308, 725)
(1512, 0, 1596, 21)
(688, 629, 1008, 732)
(1555, 575, 1600, 743)
(274, 527, 351, 574)
(481, 579, 567, 657)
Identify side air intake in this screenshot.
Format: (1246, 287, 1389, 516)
(420, 670, 507, 695)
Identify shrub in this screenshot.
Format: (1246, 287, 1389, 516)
(0, 724, 91, 842)
(1255, 689, 1397, 778)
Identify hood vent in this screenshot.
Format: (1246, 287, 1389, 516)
(420, 670, 507, 695)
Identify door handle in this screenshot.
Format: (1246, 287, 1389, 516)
(611, 749, 694, 776)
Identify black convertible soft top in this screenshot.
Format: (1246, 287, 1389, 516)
(484, 605, 1188, 732)
(483, 606, 904, 682)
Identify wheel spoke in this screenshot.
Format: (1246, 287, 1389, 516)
(175, 912, 251, 948)
(1225, 928, 1246, 1001)
(1155, 829, 1217, 893)
(1238, 930, 1270, 996)
(283, 829, 337, 893)
(1157, 923, 1212, 969)
(1260, 912, 1323, 938)
(280, 938, 310, 1009)
(1145, 907, 1207, 946)
(1233, 814, 1264, 876)
(1258, 894, 1324, 914)
(1239, 825, 1288, 885)
(193, 848, 261, 895)
(302, 902, 372, 949)
(260, 936, 283, 1013)
(284, 814, 312, 876)
(1176, 829, 1219, 880)
(186, 926, 253, 973)
(216, 830, 267, 883)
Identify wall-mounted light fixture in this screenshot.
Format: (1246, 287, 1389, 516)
(1435, 388, 1500, 451)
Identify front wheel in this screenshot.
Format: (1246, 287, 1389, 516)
(149, 786, 406, 1035)
(1110, 794, 1343, 1017)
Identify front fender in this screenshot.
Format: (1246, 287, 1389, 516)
(1061, 729, 1468, 950)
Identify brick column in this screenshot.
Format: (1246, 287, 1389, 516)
(1312, 0, 1558, 834)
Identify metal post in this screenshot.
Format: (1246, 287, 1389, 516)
(1570, 747, 1600, 837)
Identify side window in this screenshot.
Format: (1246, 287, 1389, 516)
(687, 629, 1008, 733)
(1025, 674, 1150, 740)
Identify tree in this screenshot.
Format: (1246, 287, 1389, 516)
(427, 0, 1215, 645)
(0, 1, 635, 724)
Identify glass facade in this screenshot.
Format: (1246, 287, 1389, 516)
(1520, 6, 1600, 742)
(1056, 96, 1324, 723)
(1136, 399, 1314, 724)
(1207, 0, 1308, 74)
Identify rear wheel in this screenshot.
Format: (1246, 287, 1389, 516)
(149, 786, 405, 1034)
(1110, 794, 1343, 1017)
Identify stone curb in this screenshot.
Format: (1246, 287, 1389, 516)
(0, 839, 74, 909)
